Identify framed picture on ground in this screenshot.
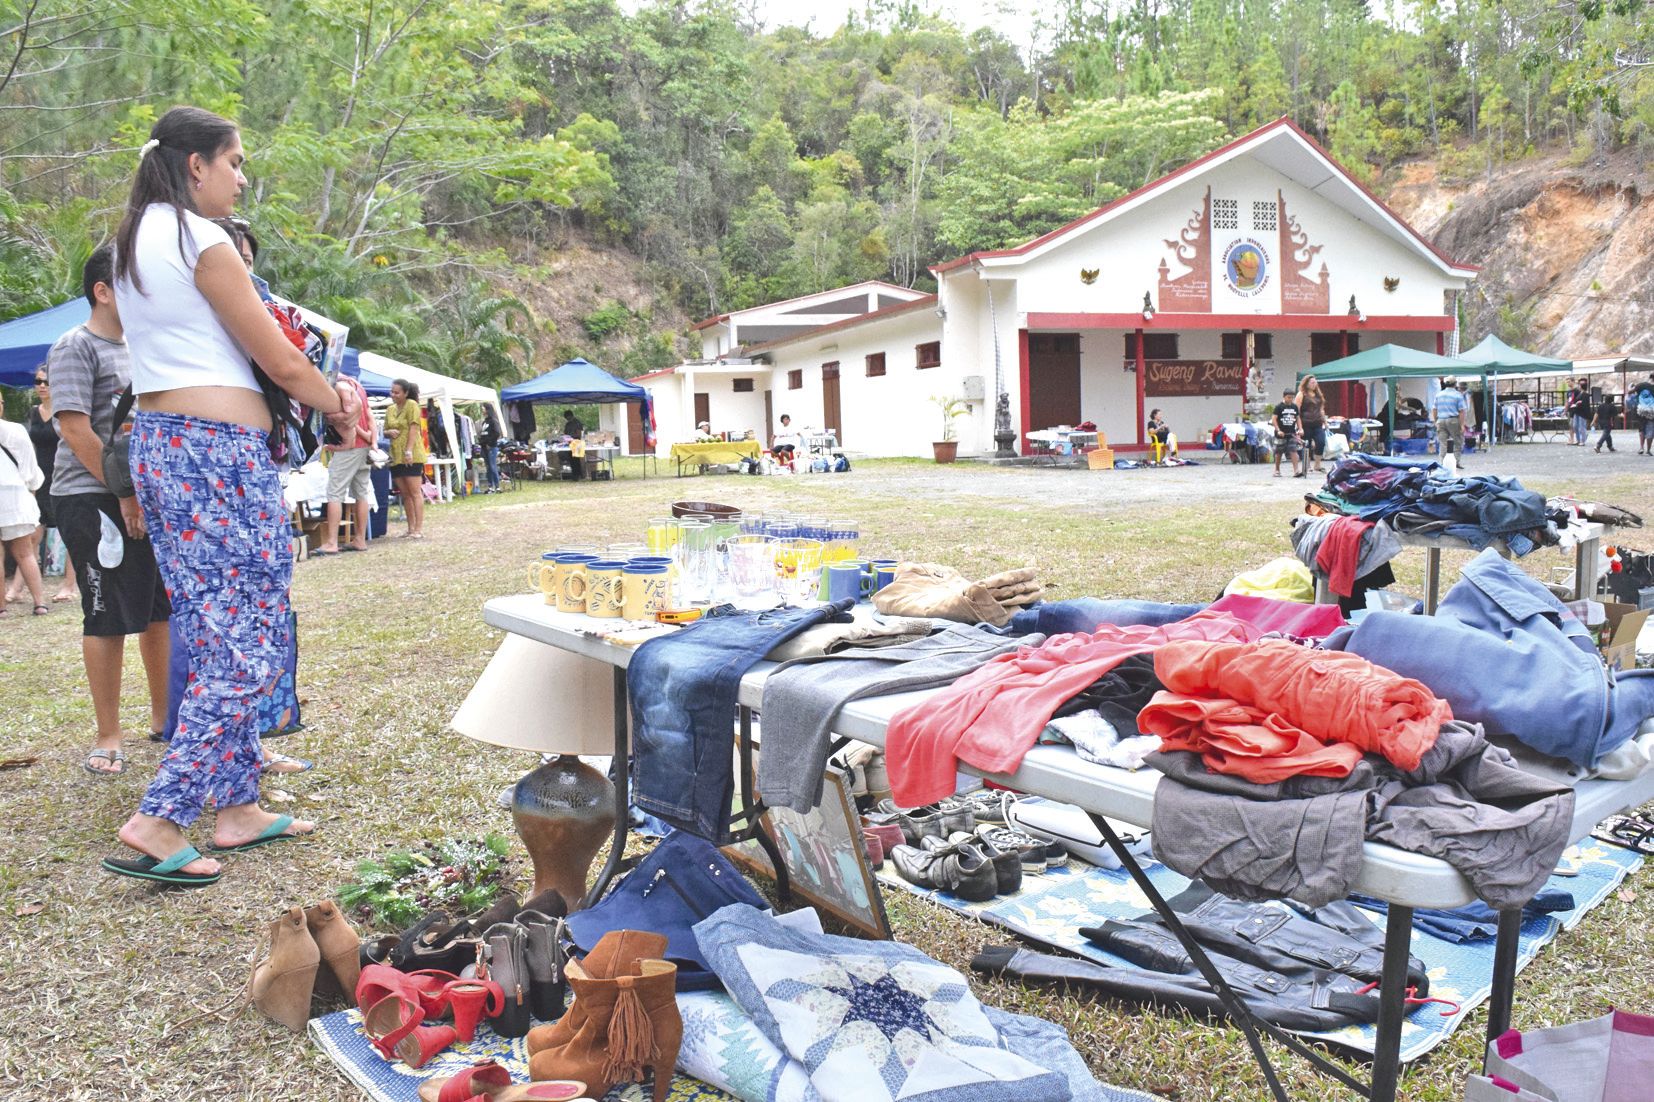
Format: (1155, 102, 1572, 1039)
(726, 764, 890, 939)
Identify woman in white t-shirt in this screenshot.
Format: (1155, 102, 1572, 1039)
(103, 106, 358, 888)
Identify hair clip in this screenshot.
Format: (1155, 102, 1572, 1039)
(139, 138, 160, 159)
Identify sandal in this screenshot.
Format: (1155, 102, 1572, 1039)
(83, 748, 126, 775)
(101, 844, 222, 887)
(207, 814, 312, 852)
(417, 1061, 587, 1102)
(363, 992, 455, 1068)
(32, 604, 49, 616)
(264, 752, 314, 774)
(1592, 813, 1654, 855)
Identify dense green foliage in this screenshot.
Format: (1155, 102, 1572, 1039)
(2, 0, 1651, 384)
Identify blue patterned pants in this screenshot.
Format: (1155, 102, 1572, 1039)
(131, 411, 293, 827)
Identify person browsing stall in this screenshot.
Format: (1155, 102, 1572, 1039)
(7, 366, 77, 605)
(1295, 375, 1328, 473)
(384, 379, 428, 539)
(47, 244, 174, 776)
(1272, 389, 1304, 479)
(1634, 373, 1654, 456)
(103, 106, 359, 887)
(1593, 391, 1618, 454)
(1431, 379, 1467, 460)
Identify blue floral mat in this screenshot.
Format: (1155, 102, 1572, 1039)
(875, 837, 1642, 1064)
(309, 1009, 737, 1102)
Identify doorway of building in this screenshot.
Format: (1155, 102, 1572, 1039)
(625, 400, 647, 454)
(822, 362, 842, 443)
(1310, 332, 1364, 418)
(693, 391, 711, 431)
(1028, 333, 1082, 430)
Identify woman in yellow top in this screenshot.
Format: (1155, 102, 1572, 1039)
(383, 378, 428, 539)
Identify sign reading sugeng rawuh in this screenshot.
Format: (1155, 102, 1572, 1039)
(1141, 358, 1248, 397)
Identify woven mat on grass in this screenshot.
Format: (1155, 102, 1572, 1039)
(875, 837, 1642, 1064)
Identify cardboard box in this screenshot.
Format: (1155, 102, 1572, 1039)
(1086, 447, 1115, 470)
(1598, 601, 1651, 671)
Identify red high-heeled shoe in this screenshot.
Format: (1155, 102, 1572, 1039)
(404, 968, 463, 1018)
(364, 993, 458, 1068)
(439, 978, 505, 1043)
(357, 963, 420, 1014)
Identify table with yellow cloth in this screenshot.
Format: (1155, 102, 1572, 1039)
(669, 440, 760, 475)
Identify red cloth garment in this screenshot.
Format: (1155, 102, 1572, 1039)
(1206, 593, 1347, 638)
(1315, 516, 1375, 598)
(1141, 639, 1449, 780)
(884, 612, 1264, 807)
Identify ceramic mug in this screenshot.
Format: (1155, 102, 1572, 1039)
(623, 564, 671, 619)
(585, 559, 627, 618)
(870, 559, 900, 593)
(554, 553, 600, 614)
(823, 562, 871, 603)
(524, 552, 560, 604)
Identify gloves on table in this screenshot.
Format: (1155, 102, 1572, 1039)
(872, 563, 1042, 626)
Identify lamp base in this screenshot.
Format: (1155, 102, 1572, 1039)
(511, 754, 617, 911)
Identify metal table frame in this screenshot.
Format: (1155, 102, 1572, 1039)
(482, 594, 1654, 1100)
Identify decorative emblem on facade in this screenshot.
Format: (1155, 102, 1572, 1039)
(1080, 267, 1098, 285)
(1222, 238, 1269, 296)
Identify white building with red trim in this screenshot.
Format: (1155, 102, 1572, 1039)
(626, 119, 1476, 458)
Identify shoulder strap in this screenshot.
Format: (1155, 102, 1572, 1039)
(107, 386, 136, 445)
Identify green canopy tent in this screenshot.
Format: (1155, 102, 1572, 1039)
(1296, 344, 1471, 452)
(1454, 335, 1574, 447)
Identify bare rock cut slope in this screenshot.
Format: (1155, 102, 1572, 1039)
(1386, 153, 1654, 358)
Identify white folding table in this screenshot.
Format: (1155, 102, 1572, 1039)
(482, 593, 1654, 1102)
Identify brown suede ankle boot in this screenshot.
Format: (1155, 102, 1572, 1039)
(525, 930, 666, 1055)
(304, 901, 362, 1002)
(251, 907, 321, 1031)
(527, 957, 682, 1102)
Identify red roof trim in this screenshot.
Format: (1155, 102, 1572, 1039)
(688, 280, 925, 331)
(930, 117, 1476, 277)
(742, 294, 939, 357)
(631, 366, 680, 382)
(1026, 311, 1456, 333)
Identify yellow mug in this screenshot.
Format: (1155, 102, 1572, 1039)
(554, 554, 599, 614)
(623, 565, 671, 620)
(585, 560, 626, 618)
(525, 553, 559, 604)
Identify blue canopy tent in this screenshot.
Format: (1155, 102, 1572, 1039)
(0, 299, 91, 387)
(501, 357, 653, 459)
(339, 346, 395, 396)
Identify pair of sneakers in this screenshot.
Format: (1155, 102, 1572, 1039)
(889, 824, 1051, 902)
(870, 796, 975, 847)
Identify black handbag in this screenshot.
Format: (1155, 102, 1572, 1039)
(101, 387, 137, 498)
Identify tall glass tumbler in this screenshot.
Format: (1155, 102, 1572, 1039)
(726, 534, 777, 601)
(772, 537, 824, 605)
(677, 519, 716, 603)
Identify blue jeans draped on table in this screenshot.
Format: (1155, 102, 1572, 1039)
(995, 597, 1205, 636)
(629, 600, 853, 840)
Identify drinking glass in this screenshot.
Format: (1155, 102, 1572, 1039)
(824, 518, 859, 562)
(677, 520, 716, 603)
(608, 542, 648, 558)
(645, 517, 677, 555)
(726, 534, 777, 600)
(772, 537, 824, 605)
(798, 515, 828, 541)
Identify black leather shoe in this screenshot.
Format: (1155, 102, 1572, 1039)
(975, 824, 1048, 874)
(518, 908, 567, 1022)
(892, 842, 998, 902)
(932, 831, 1021, 895)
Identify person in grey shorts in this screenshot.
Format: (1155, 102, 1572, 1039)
(315, 372, 375, 554)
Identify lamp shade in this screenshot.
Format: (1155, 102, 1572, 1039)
(450, 634, 617, 754)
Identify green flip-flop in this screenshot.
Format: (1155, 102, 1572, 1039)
(207, 814, 309, 853)
(101, 845, 222, 888)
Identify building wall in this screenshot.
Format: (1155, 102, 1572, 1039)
(761, 309, 954, 458)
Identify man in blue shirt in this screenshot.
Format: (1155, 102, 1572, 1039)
(1431, 381, 1466, 459)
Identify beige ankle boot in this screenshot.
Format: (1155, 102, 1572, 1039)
(251, 907, 320, 1031)
(304, 901, 361, 1001)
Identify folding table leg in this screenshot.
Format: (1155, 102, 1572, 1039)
(1369, 903, 1414, 1102)
(736, 705, 791, 903)
(582, 666, 633, 909)
(1485, 908, 1523, 1043)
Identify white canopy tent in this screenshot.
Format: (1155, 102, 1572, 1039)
(357, 351, 505, 500)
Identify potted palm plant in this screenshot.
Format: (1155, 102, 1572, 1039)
(932, 395, 967, 463)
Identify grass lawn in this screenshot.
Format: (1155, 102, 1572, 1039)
(0, 457, 1648, 1100)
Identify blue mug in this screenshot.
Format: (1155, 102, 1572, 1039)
(823, 562, 872, 603)
(870, 559, 900, 593)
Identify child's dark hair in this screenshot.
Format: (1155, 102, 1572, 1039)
(113, 106, 239, 293)
(81, 243, 115, 307)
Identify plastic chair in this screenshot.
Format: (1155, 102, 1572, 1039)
(1148, 438, 1167, 465)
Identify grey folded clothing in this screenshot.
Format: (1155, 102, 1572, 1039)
(1150, 720, 1574, 911)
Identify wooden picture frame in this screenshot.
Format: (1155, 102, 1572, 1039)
(726, 765, 891, 939)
